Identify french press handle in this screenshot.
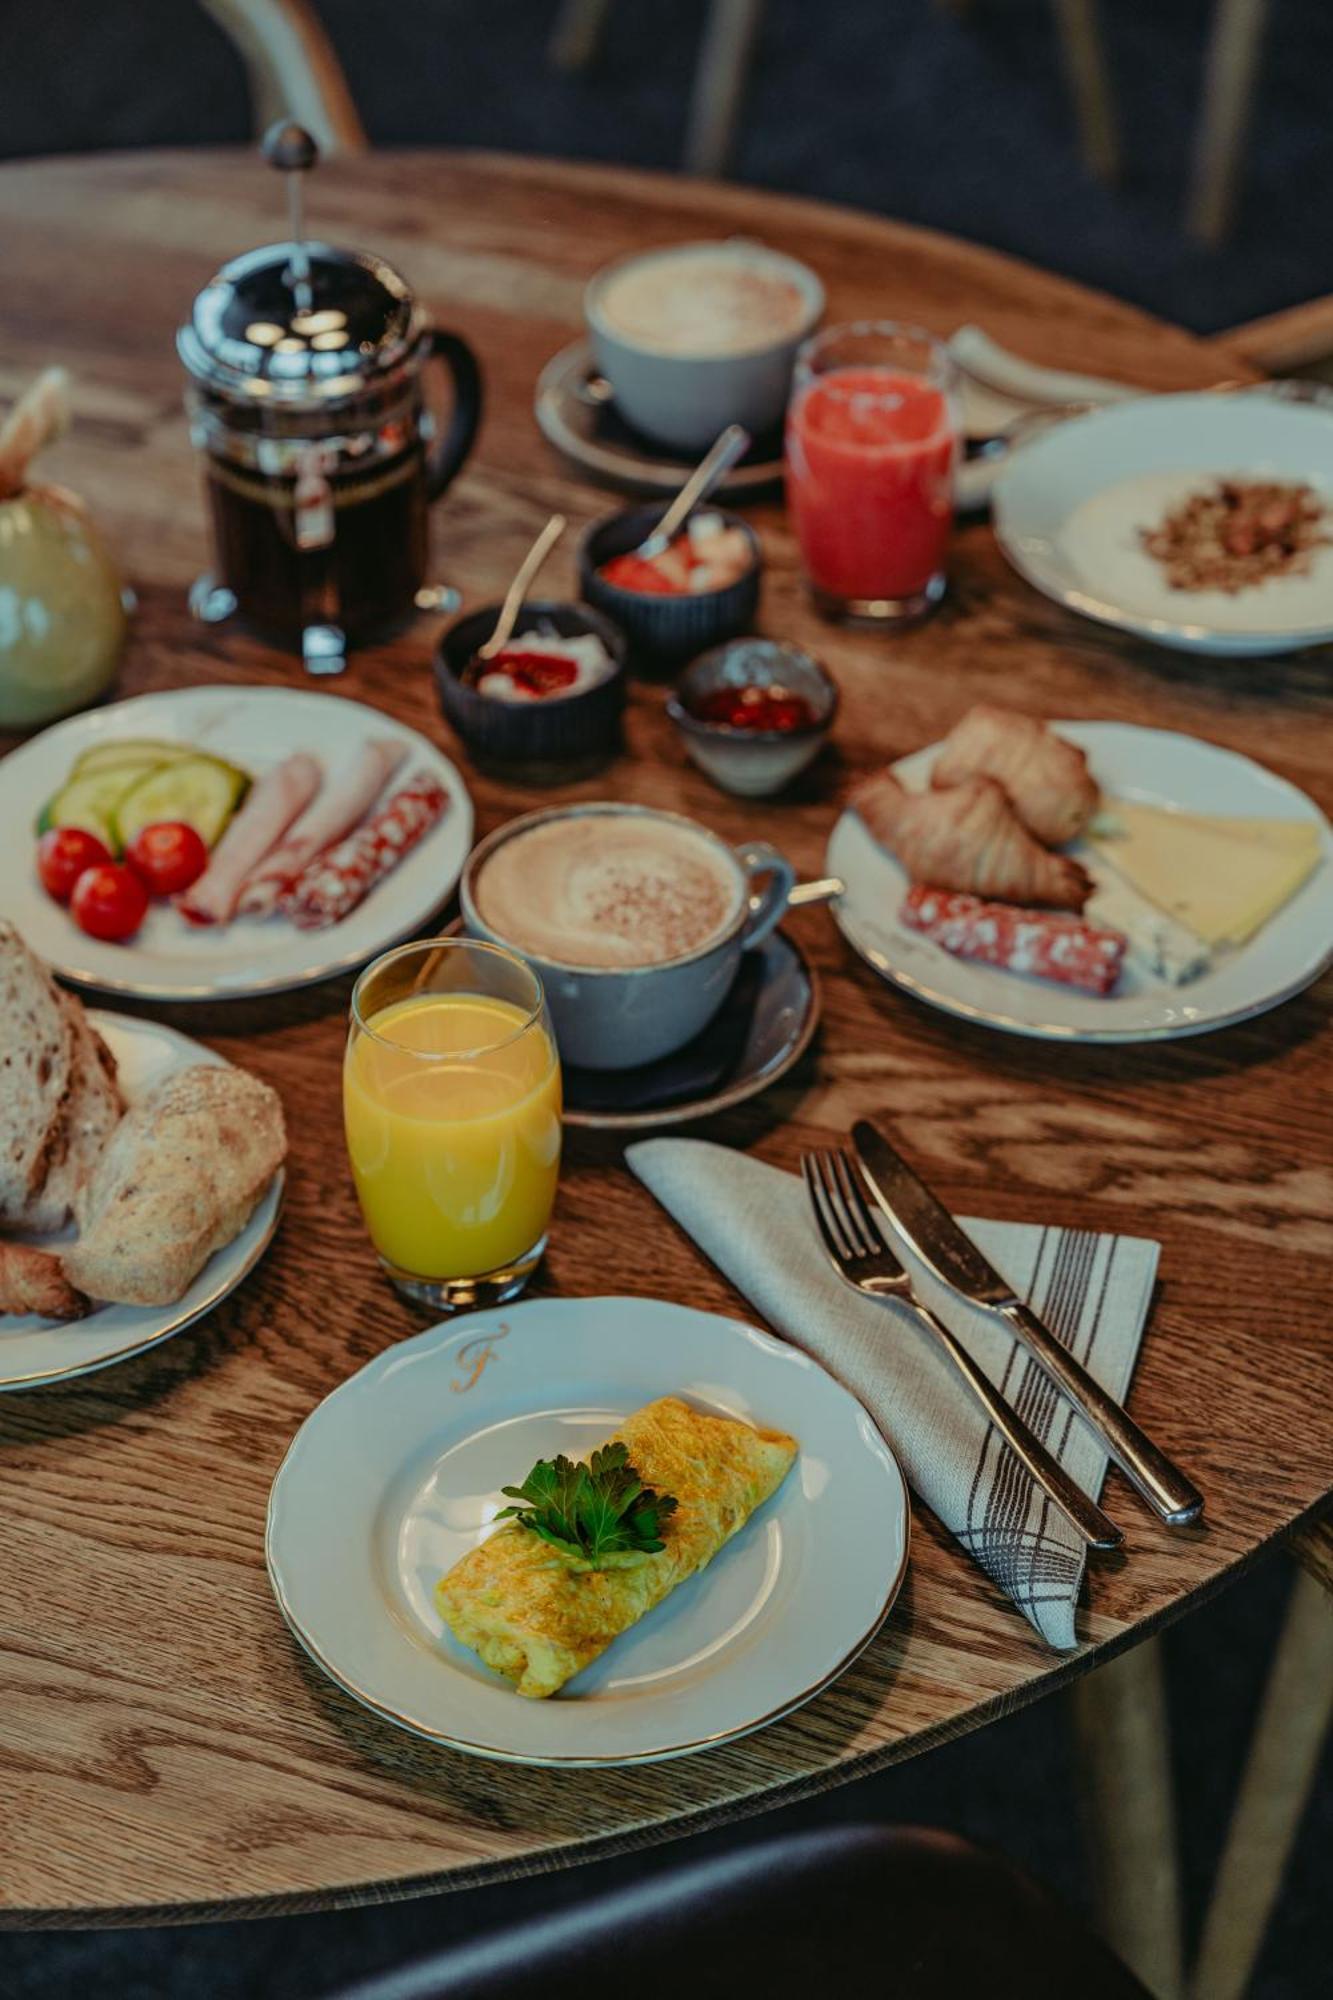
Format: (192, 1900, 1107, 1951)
(422, 331, 483, 500)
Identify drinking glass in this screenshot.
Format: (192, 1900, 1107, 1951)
(785, 320, 960, 625)
(344, 937, 562, 1313)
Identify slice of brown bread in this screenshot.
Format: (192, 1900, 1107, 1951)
(0, 920, 76, 1228)
(38, 992, 123, 1227)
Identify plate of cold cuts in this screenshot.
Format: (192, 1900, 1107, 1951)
(826, 704, 1333, 1042)
(0, 685, 473, 1001)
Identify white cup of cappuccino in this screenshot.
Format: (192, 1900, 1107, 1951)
(585, 240, 824, 454)
(461, 802, 797, 1070)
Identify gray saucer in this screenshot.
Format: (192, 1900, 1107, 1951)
(562, 928, 820, 1131)
(534, 339, 785, 502)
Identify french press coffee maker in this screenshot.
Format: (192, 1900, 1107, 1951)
(178, 123, 480, 674)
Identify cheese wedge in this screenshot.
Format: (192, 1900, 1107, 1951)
(436, 1396, 797, 1699)
(1087, 799, 1323, 949)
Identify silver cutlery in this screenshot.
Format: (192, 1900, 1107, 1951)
(852, 1119, 1204, 1528)
(802, 1147, 1123, 1552)
(633, 424, 751, 560)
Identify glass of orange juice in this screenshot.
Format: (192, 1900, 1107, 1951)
(344, 938, 562, 1312)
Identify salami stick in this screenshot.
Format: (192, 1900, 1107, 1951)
(901, 885, 1127, 996)
(279, 771, 448, 930)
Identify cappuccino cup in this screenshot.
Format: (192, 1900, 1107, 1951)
(585, 240, 824, 454)
(461, 803, 797, 1069)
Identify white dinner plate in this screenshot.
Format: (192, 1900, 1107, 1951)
(0, 685, 473, 1000)
(0, 1011, 284, 1391)
(266, 1296, 909, 1766)
(993, 393, 1333, 655)
(827, 721, 1333, 1043)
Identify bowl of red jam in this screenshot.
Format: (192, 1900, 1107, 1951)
(435, 599, 628, 779)
(579, 503, 762, 667)
(667, 637, 837, 796)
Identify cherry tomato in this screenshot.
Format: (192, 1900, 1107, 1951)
(126, 820, 209, 897)
(70, 863, 149, 943)
(36, 826, 113, 903)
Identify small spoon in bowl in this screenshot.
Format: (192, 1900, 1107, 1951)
(474, 512, 568, 665)
(634, 424, 751, 561)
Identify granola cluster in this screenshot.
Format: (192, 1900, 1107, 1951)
(1140, 478, 1330, 594)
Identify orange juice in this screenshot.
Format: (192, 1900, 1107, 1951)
(343, 992, 562, 1281)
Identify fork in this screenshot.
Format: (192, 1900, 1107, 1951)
(802, 1148, 1123, 1552)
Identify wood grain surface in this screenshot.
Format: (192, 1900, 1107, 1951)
(0, 150, 1330, 1928)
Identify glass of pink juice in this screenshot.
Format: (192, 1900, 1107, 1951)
(786, 321, 959, 624)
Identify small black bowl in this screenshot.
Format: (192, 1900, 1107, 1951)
(578, 504, 762, 668)
(435, 599, 628, 781)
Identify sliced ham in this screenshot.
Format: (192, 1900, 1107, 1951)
(235, 738, 407, 917)
(177, 753, 322, 926)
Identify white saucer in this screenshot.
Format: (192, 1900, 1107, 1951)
(267, 1296, 908, 1765)
(0, 1011, 284, 1390)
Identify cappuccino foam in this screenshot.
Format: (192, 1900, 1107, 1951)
(476, 814, 742, 969)
(598, 250, 809, 358)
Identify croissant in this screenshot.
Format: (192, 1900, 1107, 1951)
(0, 1244, 89, 1321)
(930, 705, 1100, 845)
(852, 771, 1091, 910)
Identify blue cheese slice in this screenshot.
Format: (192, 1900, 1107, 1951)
(1085, 862, 1211, 985)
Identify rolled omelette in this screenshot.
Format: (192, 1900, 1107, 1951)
(436, 1395, 798, 1698)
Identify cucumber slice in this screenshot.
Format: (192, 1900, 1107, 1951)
(74, 737, 198, 774)
(37, 762, 164, 850)
(110, 754, 250, 851)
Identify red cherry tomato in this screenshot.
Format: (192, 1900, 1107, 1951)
(70, 863, 149, 943)
(126, 820, 209, 897)
(36, 826, 113, 903)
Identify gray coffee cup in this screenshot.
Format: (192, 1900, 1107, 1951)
(461, 803, 797, 1070)
(585, 241, 824, 454)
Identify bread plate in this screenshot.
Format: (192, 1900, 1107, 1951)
(0, 685, 473, 1001)
(827, 721, 1333, 1042)
(266, 1296, 908, 1765)
(0, 1011, 283, 1391)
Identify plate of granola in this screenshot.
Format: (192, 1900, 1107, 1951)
(993, 392, 1333, 655)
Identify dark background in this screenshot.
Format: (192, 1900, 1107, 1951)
(1, 4, 1330, 1995)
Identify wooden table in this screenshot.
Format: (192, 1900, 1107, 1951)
(1, 149, 1330, 1930)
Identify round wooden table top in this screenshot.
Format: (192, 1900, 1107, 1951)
(1, 149, 1330, 1928)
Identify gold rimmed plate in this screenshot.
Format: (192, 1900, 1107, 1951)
(535, 339, 785, 500)
(266, 1296, 909, 1766)
(0, 1011, 283, 1391)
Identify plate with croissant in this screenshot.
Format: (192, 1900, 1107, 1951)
(827, 704, 1333, 1041)
(0, 921, 286, 1388)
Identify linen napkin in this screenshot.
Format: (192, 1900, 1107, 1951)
(627, 1139, 1160, 1650)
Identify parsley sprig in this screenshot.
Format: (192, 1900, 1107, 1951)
(497, 1443, 679, 1571)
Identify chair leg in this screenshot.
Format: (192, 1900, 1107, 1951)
(1186, 0, 1270, 245)
(683, 0, 765, 179)
(1188, 1552, 1333, 2000)
(1050, 0, 1119, 182)
(1068, 1636, 1185, 1999)
(549, 0, 614, 72)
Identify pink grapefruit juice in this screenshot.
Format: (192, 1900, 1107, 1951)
(786, 366, 956, 603)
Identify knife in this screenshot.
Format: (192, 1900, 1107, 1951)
(852, 1119, 1204, 1527)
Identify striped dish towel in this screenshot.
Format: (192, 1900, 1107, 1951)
(627, 1139, 1160, 1650)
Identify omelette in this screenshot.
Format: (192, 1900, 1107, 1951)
(436, 1395, 798, 1698)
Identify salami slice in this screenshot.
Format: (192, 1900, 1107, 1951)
(900, 885, 1127, 995)
(279, 771, 448, 931)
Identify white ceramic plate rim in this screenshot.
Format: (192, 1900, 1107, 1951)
(827, 721, 1333, 1043)
(266, 1297, 909, 1766)
(0, 1011, 283, 1389)
(1, 686, 473, 1000)
(993, 392, 1333, 654)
